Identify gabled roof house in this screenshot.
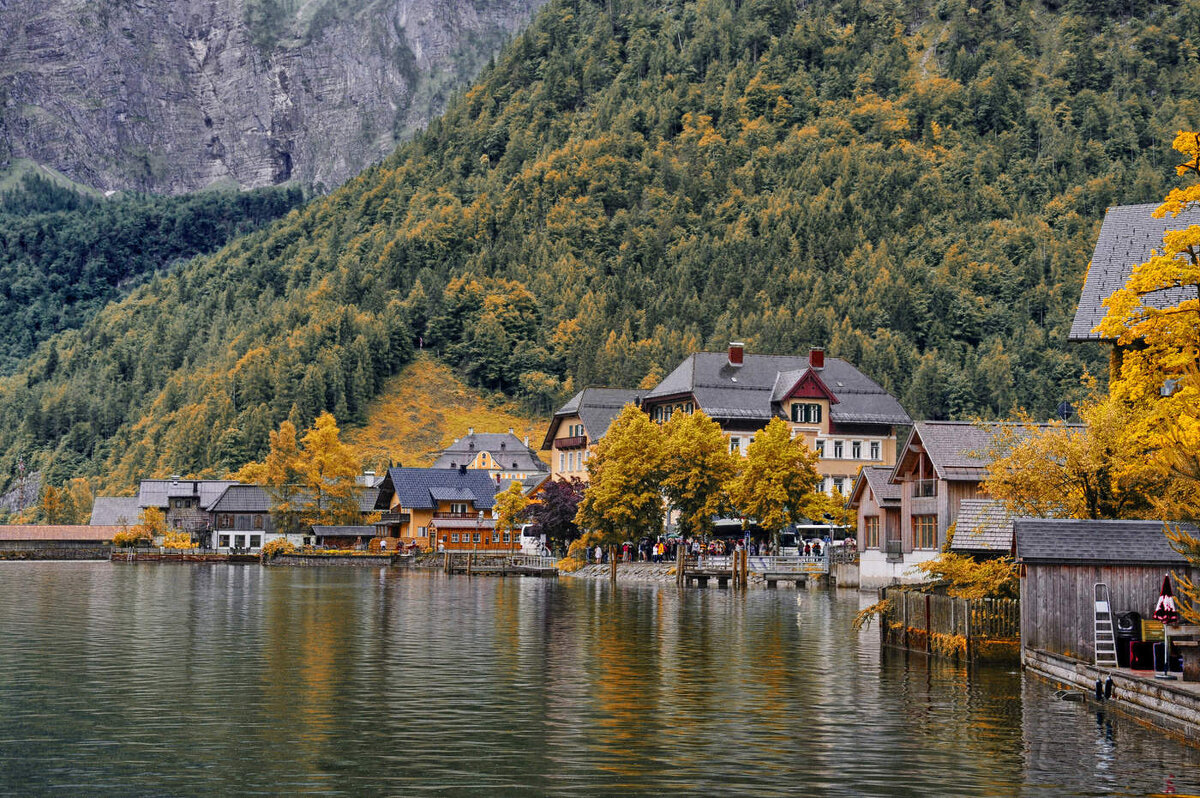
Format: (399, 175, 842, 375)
(542, 387, 643, 482)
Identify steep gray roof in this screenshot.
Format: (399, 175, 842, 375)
(432, 432, 548, 473)
(1070, 202, 1200, 342)
(864, 468, 902, 504)
(645, 352, 910, 426)
(359, 486, 380, 513)
(951, 499, 1014, 554)
(375, 468, 498, 511)
(88, 497, 141, 526)
(209, 484, 271, 514)
(542, 388, 643, 449)
(138, 479, 240, 510)
(902, 422, 995, 481)
(1016, 518, 1193, 565)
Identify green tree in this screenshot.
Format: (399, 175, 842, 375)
(661, 409, 736, 538)
(726, 417, 820, 548)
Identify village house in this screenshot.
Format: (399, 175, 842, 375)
(641, 343, 911, 496)
(1070, 201, 1200, 377)
(433, 429, 548, 482)
(373, 466, 503, 551)
(135, 477, 240, 546)
(541, 388, 643, 482)
(851, 421, 1066, 587)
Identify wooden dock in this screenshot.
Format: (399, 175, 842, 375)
(680, 553, 829, 589)
(442, 552, 558, 578)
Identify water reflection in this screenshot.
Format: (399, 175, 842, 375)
(0, 563, 1197, 796)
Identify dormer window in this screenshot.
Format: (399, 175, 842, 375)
(791, 403, 822, 424)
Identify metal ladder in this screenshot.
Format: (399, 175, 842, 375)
(1094, 582, 1119, 668)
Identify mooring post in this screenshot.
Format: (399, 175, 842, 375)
(609, 545, 617, 583)
(676, 544, 685, 586)
(467, 552, 473, 577)
(444, 551, 450, 574)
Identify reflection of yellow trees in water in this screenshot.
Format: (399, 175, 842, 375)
(589, 591, 662, 777)
(261, 575, 340, 769)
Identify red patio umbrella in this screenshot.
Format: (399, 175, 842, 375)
(1153, 574, 1181, 625)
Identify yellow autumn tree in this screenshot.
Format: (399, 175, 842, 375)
(575, 403, 666, 556)
(493, 480, 529, 545)
(235, 420, 305, 536)
(661, 409, 736, 538)
(982, 396, 1170, 520)
(726, 417, 820, 549)
(114, 506, 168, 547)
(1096, 131, 1200, 619)
(299, 412, 363, 526)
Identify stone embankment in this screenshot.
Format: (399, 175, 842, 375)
(566, 562, 829, 587)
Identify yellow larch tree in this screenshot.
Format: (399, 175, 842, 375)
(661, 409, 736, 539)
(574, 403, 665, 559)
(493, 480, 529, 546)
(726, 417, 820, 549)
(299, 412, 363, 527)
(1096, 130, 1200, 620)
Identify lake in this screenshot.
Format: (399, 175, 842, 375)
(0, 562, 1196, 796)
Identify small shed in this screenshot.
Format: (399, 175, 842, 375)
(1016, 518, 1198, 663)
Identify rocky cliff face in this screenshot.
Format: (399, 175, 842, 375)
(0, 0, 544, 194)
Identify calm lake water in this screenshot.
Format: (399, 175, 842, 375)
(0, 562, 1197, 796)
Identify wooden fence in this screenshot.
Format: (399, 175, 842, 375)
(879, 586, 1020, 663)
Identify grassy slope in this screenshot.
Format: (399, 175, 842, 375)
(345, 354, 547, 469)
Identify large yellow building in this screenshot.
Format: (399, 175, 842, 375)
(640, 344, 911, 496)
(541, 388, 643, 482)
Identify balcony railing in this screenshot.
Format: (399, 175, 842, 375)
(379, 512, 410, 525)
(554, 435, 587, 450)
(433, 512, 482, 520)
(913, 479, 938, 498)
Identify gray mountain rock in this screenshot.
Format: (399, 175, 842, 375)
(0, 0, 545, 194)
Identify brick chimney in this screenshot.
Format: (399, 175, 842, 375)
(809, 347, 825, 370)
(728, 341, 744, 367)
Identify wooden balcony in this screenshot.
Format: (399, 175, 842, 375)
(554, 435, 587, 450)
(433, 512, 482, 520)
(379, 512, 410, 525)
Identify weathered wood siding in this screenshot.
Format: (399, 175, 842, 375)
(1021, 563, 1200, 663)
(942, 480, 985, 544)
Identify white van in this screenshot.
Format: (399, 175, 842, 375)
(518, 524, 550, 556)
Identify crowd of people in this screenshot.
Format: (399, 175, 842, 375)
(585, 535, 854, 564)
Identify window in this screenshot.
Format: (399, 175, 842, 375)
(870, 441, 881, 460)
(503, 532, 511, 543)
(218, 535, 230, 548)
(851, 441, 862, 459)
(418, 527, 427, 537)
(834, 478, 846, 494)
(451, 533, 460, 543)
(815, 440, 825, 458)
(914, 479, 938, 498)
(791, 403, 822, 424)
(568, 452, 575, 471)
(913, 515, 937, 549)
(234, 535, 245, 549)
(473, 533, 481, 543)
(249, 535, 261, 548)
(833, 440, 844, 458)
(864, 517, 880, 548)
(253, 514, 263, 529)
(451, 503, 469, 514)
(559, 453, 566, 471)
(730, 437, 741, 455)
(685, 402, 694, 413)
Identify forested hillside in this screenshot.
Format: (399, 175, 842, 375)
(0, 0, 1196, 492)
(0, 176, 307, 375)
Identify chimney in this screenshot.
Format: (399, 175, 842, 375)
(728, 341, 744, 367)
(524, 436, 530, 447)
(809, 347, 825, 370)
(468, 427, 474, 436)
(508, 427, 514, 435)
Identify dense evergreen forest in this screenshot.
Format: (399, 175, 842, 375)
(0, 175, 306, 373)
(0, 0, 1196, 492)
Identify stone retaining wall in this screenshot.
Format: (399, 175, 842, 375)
(1023, 647, 1200, 744)
(267, 553, 395, 567)
(0, 546, 110, 560)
